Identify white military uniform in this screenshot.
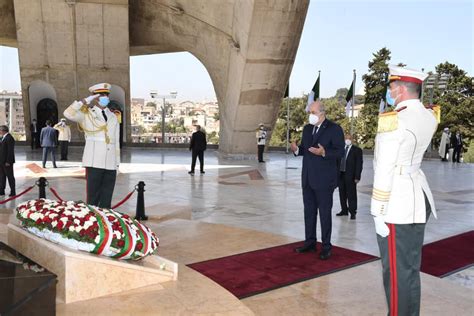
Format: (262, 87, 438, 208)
(64, 101, 120, 171)
(372, 65, 441, 316)
(256, 129, 267, 145)
(370, 99, 438, 224)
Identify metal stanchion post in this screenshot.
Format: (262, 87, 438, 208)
(134, 181, 148, 221)
(36, 177, 48, 199)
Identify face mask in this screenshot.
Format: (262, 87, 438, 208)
(98, 96, 110, 106)
(309, 114, 319, 125)
(386, 87, 399, 106)
(345, 139, 352, 146)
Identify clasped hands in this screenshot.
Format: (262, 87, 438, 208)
(290, 142, 325, 156)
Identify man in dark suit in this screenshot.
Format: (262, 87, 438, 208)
(450, 130, 463, 163)
(30, 119, 40, 149)
(290, 100, 345, 260)
(336, 134, 363, 220)
(188, 125, 207, 176)
(0, 125, 16, 196)
(40, 120, 58, 168)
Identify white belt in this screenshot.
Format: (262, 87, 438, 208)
(86, 136, 113, 142)
(395, 164, 421, 175)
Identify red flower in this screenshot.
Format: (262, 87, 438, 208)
(107, 215, 115, 222)
(35, 219, 42, 225)
(117, 240, 125, 247)
(57, 222, 64, 230)
(136, 242, 143, 251)
(79, 229, 86, 237)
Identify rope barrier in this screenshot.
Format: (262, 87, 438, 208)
(49, 187, 64, 202)
(0, 186, 35, 205)
(111, 189, 136, 209)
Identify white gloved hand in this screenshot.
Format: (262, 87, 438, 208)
(83, 94, 100, 104)
(373, 216, 390, 237)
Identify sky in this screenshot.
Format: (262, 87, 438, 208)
(0, 0, 472, 101)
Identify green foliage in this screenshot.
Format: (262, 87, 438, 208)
(208, 131, 219, 144)
(463, 141, 474, 163)
(358, 47, 392, 148)
(269, 95, 308, 146)
(428, 62, 473, 148)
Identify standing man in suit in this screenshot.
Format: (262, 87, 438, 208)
(371, 66, 438, 315)
(54, 118, 72, 161)
(40, 120, 58, 168)
(450, 130, 463, 163)
(290, 100, 345, 260)
(30, 119, 39, 149)
(336, 134, 363, 220)
(0, 125, 16, 196)
(64, 83, 120, 209)
(188, 125, 207, 176)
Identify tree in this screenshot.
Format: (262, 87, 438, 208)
(145, 102, 156, 108)
(359, 47, 392, 148)
(429, 62, 473, 148)
(269, 95, 307, 146)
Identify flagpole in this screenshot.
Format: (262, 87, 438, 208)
(317, 70, 321, 100)
(351, 69, 356, 135)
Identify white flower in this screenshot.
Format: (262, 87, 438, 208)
(30, 213, 40, 221)
(49, 213, 58, 218)
(64, 210, 72, 216)
(74, 219, 80, 225)
(94, 235, 100, 244)
(75, 226, 82, 233)
(69, 226, 75, 232)
(51, 221, 58, 228)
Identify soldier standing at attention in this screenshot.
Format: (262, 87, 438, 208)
(64, 83, 120, 209)
(256, 123, 267, 163)
(371, 65, 438, 316)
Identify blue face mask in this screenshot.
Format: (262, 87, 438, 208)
(98, 96, 110, 107)
(386, 89, 397, 106)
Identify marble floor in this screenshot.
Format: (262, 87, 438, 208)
(1, 146, 473, 315)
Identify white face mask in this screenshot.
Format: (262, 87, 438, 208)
(309, 114, 319, 125)
(345, 139, 352, 146)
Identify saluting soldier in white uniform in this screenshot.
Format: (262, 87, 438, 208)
(371, 66, 439, 316)
(64, 83, 120, 208)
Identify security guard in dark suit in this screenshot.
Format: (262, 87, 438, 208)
(336, 134, 363, 219)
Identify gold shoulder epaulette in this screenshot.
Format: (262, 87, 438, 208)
(113, 110, 122, 124)
(377, 111, 398, 133)
(80, 105, 89, 113)
(430, 105, 441, 123)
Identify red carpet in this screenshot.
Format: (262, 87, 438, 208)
(421, 230, 474, 277)
(187, 242, 378, 299)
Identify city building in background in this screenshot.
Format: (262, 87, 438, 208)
(0, 91, 25, 140)
(130, 98, 220, 144)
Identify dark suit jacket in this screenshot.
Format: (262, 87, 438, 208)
(0, 133, 15, 165)
(40, 126, 57, 147)
(189, 131, 207, 151)
(341, 145, 363, 181)
(296, 119, 345, 190)
(450, 133, 463, 149)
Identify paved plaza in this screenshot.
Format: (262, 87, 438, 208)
(1, 146, 473, 315)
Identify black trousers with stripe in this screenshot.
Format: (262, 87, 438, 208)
(86, 167, 117, 209)
(376, 194, 431, 316)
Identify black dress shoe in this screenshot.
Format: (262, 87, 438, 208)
(295, 244, 316, 253)
(336, 211, 348, 216)
(319, 249, 331, 260)
(9, 193, 16, 197)
(200, 171, 205, 174)
(350, 214, 356, 220)
(188, 171, 194, 176)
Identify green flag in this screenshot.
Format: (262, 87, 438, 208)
(306, 73, 320, 111)
(345, 80, 354, 116)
